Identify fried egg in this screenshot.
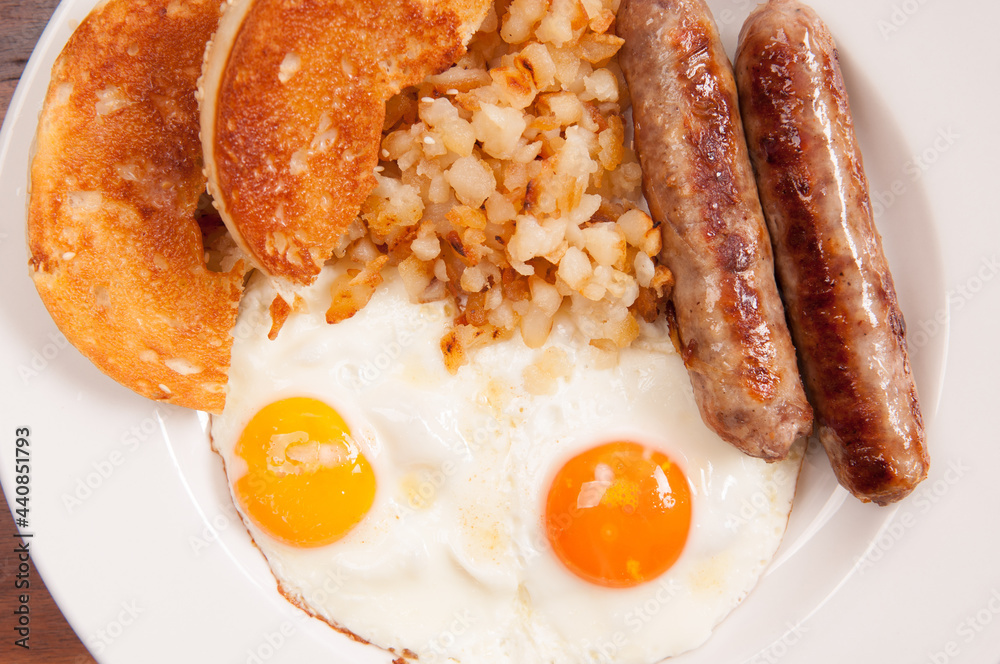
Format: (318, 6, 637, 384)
(210, 264, 803, 663)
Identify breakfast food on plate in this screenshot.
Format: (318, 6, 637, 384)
(22, 0, 928, 659)
(205, 1, 802, 659)
(199, 0, 493, 288)
(27, 0, 248, 413)
(617, 0, 813, 461)
(735, 0, 929, 504)
(342, 0, 672, 368)
(210, 262, 805, 663)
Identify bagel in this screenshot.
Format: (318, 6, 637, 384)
(27, 0, 248, 413)
(200, 0, 492, 288)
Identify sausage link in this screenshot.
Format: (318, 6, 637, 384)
(619, 0, 813, 460)
(735, 0, 929, 503)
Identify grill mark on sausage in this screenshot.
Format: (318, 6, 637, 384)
(619, 0, 813, 458)
(669, 18, 779, 402)
(672, 21, 739, 237)
(746, 40, 891, 467)
(736, 0, 927, 502)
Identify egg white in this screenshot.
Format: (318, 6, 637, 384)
(211, 264, 803, 663)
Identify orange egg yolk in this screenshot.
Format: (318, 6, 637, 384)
(234, 397, 375, 548)
(545, 441, 691, 587)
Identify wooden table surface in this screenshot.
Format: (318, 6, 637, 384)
(1, 0, 98, 661)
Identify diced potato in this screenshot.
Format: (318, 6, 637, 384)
(441, 119, 476, 156)
(582, 68, 618, 102)
(411, 222, 441, 261)
(582, 223, 626, 268)
(536, 91, 584, 126)
(513, 139, 543, 163)
(382, 126, 419, 160)
(421, 131, 448, 158)
(508, 214, 564, 263)
(488, 299, 517, 329)
(491, 63, 537, 109)
(650, 265, 674, 297)
(447, 205, 488, 230)
(633, 251, 655, 288)
(500, 0, 550, 44)
(441, 324, 511, 374)
(581, 281, 606, 301)
(473, 104, 528, 159)
(419, 97, 459, 126)
(557, 246, 592, 290)
(361, 175, 424, 236)
(346, 0, 660, 353)
(428, 173, 451, 203)
(641, 225, 662, 257)
(566, 193, 602, 227)
(446, 156, 497, 208)
(529, 276, 562, 316)
(617, 208, 653, 246)
(460, 264, 488, 292)
(547, 45, 581, 88)
(535, 0, 583, 47)
(398, 254, 435, 302)
(520, 304, 554, 349)
(606, 311, 639, 347)
(485, 190, 519, 223)
(578, 33, 624, 63)
(598, 115, 624, 170)
(517, 42, 556, 90)
(326, 256, 388, 324)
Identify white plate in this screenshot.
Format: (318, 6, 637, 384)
(2, 0, 997, 662)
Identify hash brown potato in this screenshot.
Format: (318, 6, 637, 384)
(200, 0, 492, 287)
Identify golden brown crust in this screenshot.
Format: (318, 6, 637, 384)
(27, 0, 248, 413)
(201, 0, 492, 286)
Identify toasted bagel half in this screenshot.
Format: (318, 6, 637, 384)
(200, 0, 491, 288)
(28, 0, 249, 413)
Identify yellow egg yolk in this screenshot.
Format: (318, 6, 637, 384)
(234, 397, 376, 548)
(545, 441, 691, 587)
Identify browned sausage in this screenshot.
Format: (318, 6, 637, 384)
(735, 0, 929, 504)
(618, 0, 813, 460)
